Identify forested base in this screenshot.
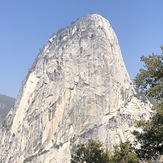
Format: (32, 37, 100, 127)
(71, 140, 139, 163)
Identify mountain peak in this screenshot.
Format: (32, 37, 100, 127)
(82, 13, 107, 21)
(0, 14, 152, 163)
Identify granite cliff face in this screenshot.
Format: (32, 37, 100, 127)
(0, 14, 152, 163)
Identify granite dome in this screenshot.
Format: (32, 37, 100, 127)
(0, 14, 152, 163)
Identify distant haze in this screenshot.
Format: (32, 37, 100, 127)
(0, 94, 15, 121)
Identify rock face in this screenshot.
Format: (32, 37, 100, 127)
(0, 14, 152, 163)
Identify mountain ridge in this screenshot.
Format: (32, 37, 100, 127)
(0, 93, 15, 123)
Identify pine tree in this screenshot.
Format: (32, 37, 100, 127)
(71, 140, 139, 163)
(134, 46, 163, 160)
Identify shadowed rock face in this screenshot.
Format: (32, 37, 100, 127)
(0, 14, 152, 163)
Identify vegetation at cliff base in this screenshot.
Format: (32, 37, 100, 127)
(71, 140, 139, 163)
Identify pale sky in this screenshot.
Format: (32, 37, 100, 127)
(0, 0, 162, 98)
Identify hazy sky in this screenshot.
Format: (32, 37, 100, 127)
(0, 0, 162, 98)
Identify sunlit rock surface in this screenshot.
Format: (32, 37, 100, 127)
(0, 14, 152, 163)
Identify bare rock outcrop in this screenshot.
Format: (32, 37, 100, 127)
(0, 14, 152, 163)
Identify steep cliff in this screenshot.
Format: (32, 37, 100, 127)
(0, 14, 152, 163)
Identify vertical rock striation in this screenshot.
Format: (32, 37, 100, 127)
(0, 14, 152, 163)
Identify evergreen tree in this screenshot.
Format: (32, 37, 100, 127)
(71, 140, 139, 163)
(112, 142, 139, 163)
(134, 47, 163, 100)
(71, 140, 111, 163)
(134, 46, 163, 160)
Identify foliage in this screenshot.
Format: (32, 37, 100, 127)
(134, 48, 163, 100)
(71, 140, 139, 163)
(133, 101, 163, 160)
(71, 140, 111, 163)
(134, 46, 163, 160)
(111, 142, 139, 163)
